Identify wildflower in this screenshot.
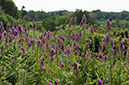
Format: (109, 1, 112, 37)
(28, 26, 30, 31)
(112, 49, 114, 54)
(107, 19, 111, 30)
(79, 31, 82, 37)
(90, 27, 94, 35)
(21, 47, 25, 52)
(98, 79, 103, 85)
(76, 71, 80, 78)
(99, 43, 103, 49)
(54, 80, 58, 85)
(4, 31, 7, 37)
(32, 21, 36, 29)
(125, 63, 127, 66)
(19, 38, 22, 43)
(69, 18, 73, 27)
(89, 40, 92, 44)
(13, 60, 15, 64)
(19, 26, 23, 33)
(119, 36, 122, 42)
(22, 6, 25, 9)
(51, 49, 56, 57)
(57, 38, 60, 43)
(113, 58, 116, 65)
(42, 68, 46, 72)
(111, 39, 114, 47)
(9, 36, 12, 42)
(107, 35, 110, 42)
(48, 81, 52, 85)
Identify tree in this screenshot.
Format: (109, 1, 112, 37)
(74, 9, 96, 25)
(42, 18, 56, 31)
(0, 0, 18, 18)
(56, 16, 68, 26)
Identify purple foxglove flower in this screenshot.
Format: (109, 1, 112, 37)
(99, 43, 103, 49)
(41, 60, 45, 66)
(107, 66, 109, 69)
(113, 58, 116, 65)
(105, 56, 107, 61)
(99, 79, 103, 85)
(89, 58, 92, 62)
(6, 38, 8, 44)
(62, 37, 66, 41)
(52, 56, 54, 60)
(51, 49, 56, 57)
(61, 62, 65, 68)
(42, 68, 46, 72)
(60, 36, 63, 39)
(89, 40, 92, 44)
(86, 44, 88, 47)
(24, 28, 27, 33)
(107, 19, 111, 29)
(43, 31, 47, 37)
(4, 31, 7, 37)
(69, 18, 73, 27)
(28, 43, 32, 48)
(32, 21, 36, 29)
(52, 44, 55, 48)
(54, 80, 58, 85)
(74, 52, 77, 56)
(90, 27, 94, 35)
(13, 60, 15, 64)
(74, 42, 77, 47)
(21, 47, 25, 52)
(60, 43, 64, 51)
(22, 6, 25, 9)
(122, 46, 125, 50)
(79, 31, 82, 37)
(81, 17, 84, 23)
(112, 49, 114, 54)
(75, 62, 78, 70)
(28, 26, 30, 31)
(46, 33, 50, 39)
(9, 37, 12, 42)
(1, 28, 5, 32)
(48, 82, 52, 85)
(111, 39, 114, 48)
(8, 24, 10, 29)
(125, 63, 127, 66)
(19, 38, 22, 43)
(103, 37, 106, 42)
(77, 45, 81, 50)
(84, 15, 86, 24)
(76, 71, 80, 78)
(57, 38, 60, 42)
(66, 49, 71, 54)
(19, 26, 23, 33)
(107, 35, 110, 42)
(14, 31, 18, 36)
(73, 32, 75, 36)
(103, 42, 105, 46)
(100, 54, 104, 59)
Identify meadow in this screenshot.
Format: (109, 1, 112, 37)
(0, 16, 129, 85)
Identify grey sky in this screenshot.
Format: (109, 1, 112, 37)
(12, 0, 129, 12)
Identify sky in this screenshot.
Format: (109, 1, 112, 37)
(12, 0, 129, 12)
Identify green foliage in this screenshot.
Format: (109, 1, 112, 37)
(74, 9, 96, 25)
(0, 0, 18, 18)
(0, 14, 10, 26)
(56, 16, 68, 26)
(42, 18, 56, 31)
